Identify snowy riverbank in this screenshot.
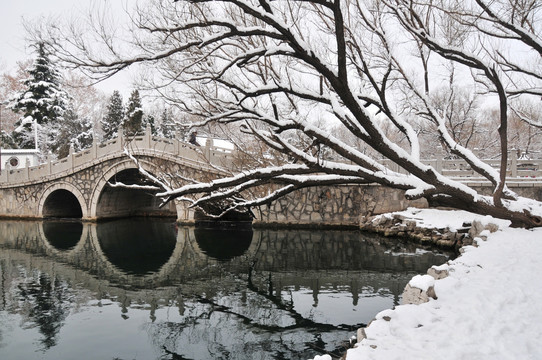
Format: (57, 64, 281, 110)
(315, 208, 542, 360)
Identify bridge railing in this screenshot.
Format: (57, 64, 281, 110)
(1, 128, 541, 185)
(379, 156, 542, 180)
(0, 127, 236, 185)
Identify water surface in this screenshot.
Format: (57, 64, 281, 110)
(0, 219, 451, 359)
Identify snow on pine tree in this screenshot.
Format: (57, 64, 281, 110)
(159, 108, 176, 139)
(0, 131, 16, 149)
(51, 107, 93, 158)
(101, 90, 124, 141)
(69, 116, 93, 154)
(142, 113, 157, 135)
(123, 90, 144, 136)
(9, 42, 70, 152)
(41, 0, 542, 227)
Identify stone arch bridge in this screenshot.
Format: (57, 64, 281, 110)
(1, 129, 542, 226)
(0, 129, 235, 222)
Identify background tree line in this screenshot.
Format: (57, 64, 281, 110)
(0, 43, 181, 159)
(5, 0, 542, 226)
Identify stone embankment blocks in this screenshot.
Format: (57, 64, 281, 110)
(359, 214, 484, 251)
(356, 218, 500, 344)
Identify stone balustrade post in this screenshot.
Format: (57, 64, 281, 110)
(25, 158, 30, 180)
(144, 124, 151, 148)
(394, 161, 400, 174)
(46, 155, 52, 175)
(174, 130, 180, 155)
(204, 138, 212, 163)
(69, 144, 75, 168)
(509, 149, 518, 178)
(91, 137, 97, 159)
(436, 155, 443, 174)
(118, 128, 124, 151)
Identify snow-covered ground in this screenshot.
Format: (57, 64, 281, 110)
(314, 208, 542, 360)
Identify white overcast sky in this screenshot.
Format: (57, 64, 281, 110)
(0, 0, 133, 96)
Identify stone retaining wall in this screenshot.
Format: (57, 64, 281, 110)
(253, 184, 428, 228)
(252, 183, 542, 230)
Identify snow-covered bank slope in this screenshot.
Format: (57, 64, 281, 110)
(345, 209, 542, 360)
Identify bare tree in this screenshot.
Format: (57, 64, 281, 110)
(507, 100, 542, 157)
(35, 0, 542, 227)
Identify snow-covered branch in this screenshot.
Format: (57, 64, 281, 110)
(34, 0, 542, 227)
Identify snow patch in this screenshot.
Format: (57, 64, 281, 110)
(376, 207, 511, 231)
(333, 212, 542, 360)
(408, 274, 435, 292)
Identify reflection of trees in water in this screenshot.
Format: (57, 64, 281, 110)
(15, 269, 72, 350)
(144, 275, 354, 359)
(252, 230, 452, 273)
(0, 220, 453, 359)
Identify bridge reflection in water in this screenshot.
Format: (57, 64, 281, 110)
(0, 220, 452, 359)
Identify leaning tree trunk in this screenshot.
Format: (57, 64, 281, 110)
(427, 192, 542, 228)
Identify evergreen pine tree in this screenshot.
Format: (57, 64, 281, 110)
(101, 90, 124, 141)
(9, 42, 70, 151)
(0, 131, 16, 149)
(159, 108, 176, 139)
(51, 108, 93, 158)
(142, 114, 157, 135)
(123, 90, 143, 136)
(70, 116, 93, 153)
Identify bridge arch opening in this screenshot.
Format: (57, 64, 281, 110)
(95, 168, 177, 220)
(43, 189, 84, 218)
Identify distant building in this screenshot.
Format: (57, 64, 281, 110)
(1, 149, 40, 171)
(196, 136, 235, 152)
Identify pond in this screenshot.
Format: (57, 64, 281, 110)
(0, 218, 453, 360)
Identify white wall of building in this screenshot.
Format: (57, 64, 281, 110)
(1, 149, 40, 170)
